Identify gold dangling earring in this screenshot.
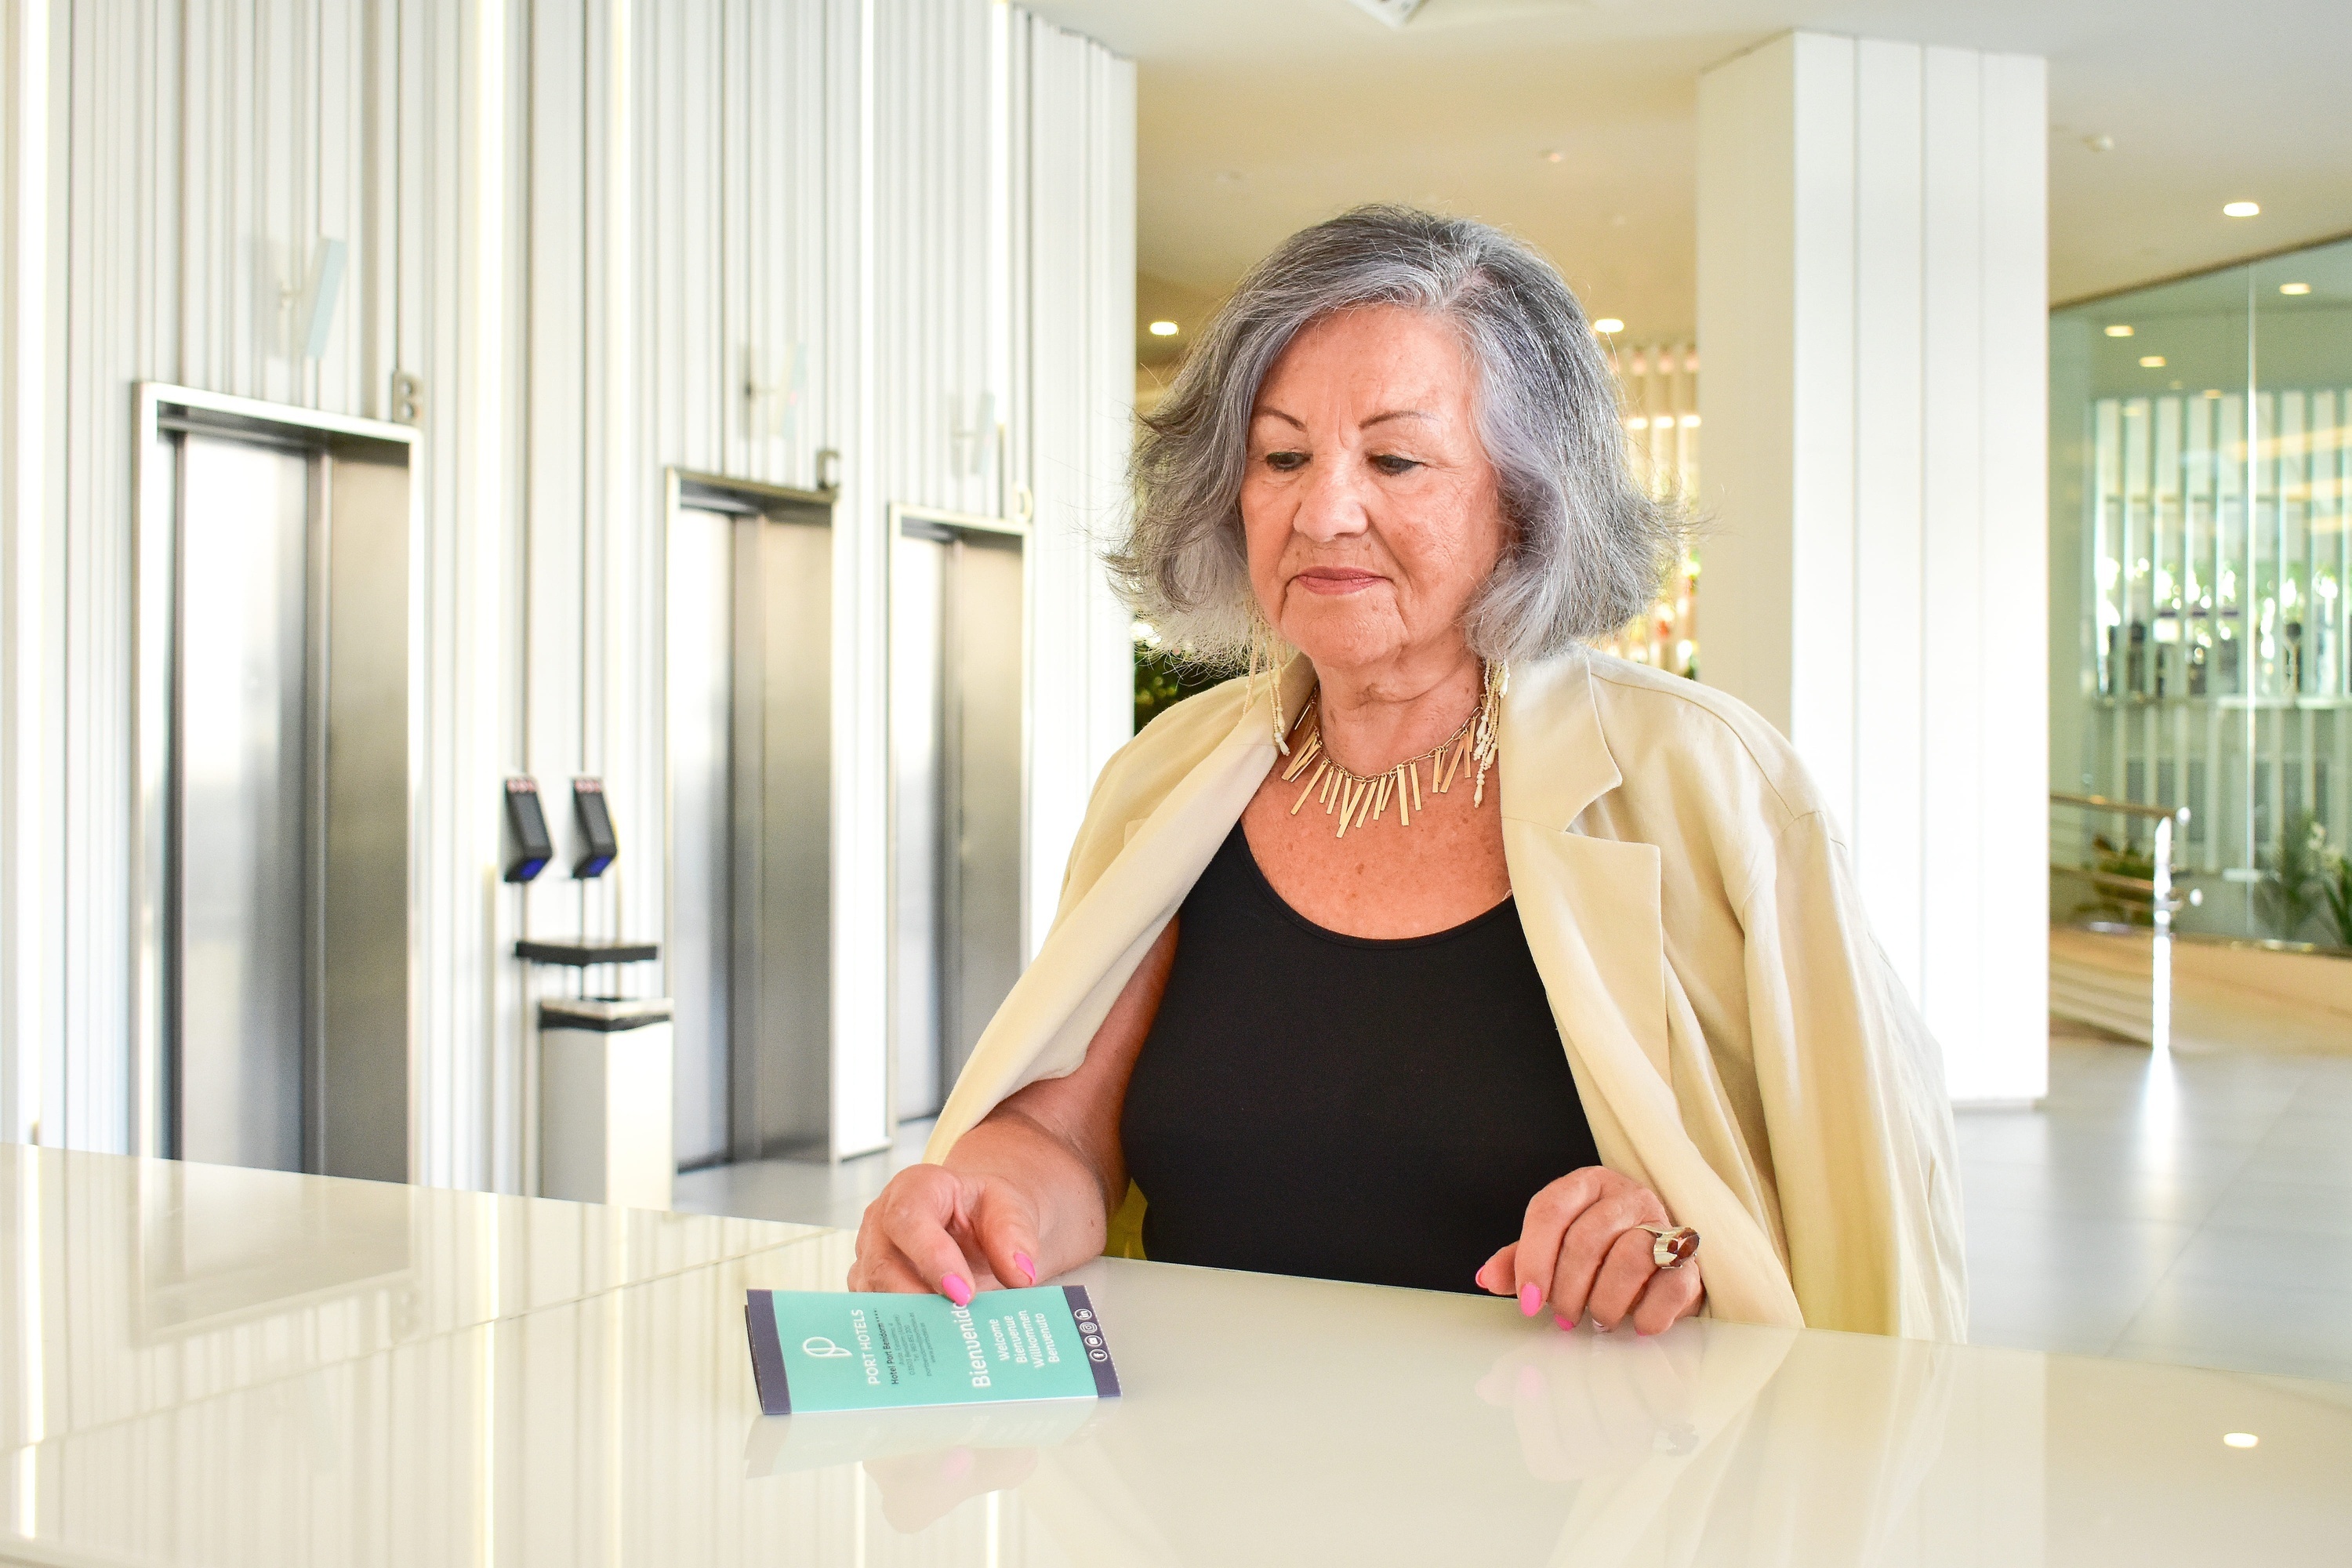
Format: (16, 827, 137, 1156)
(1470, 659, 1508, 807)
(1248, 601, 1290, 756)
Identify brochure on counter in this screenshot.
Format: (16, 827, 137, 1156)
(746, 1285, 1120, 1417)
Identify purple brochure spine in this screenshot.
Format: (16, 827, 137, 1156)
(1062, 1285, 1121, 1398)
(746, 1290, 792, 1415)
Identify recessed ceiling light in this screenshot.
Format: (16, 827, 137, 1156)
(1544, 150, 1564, 165)
(2223, 1432, 2259, 1449)
(1148, 321, 1179, 337)
(1592, 318, 1624, 335)
(2223, 201, 2260, 217)
(2203, 389, 2223, 399)
(2140, 355, 2167, 368)
(2280, 281, 2312, 296)
(2083, 132, 2114, 153)
(1680, 414, 1700, 428)
(2105, 324, 2135, 337)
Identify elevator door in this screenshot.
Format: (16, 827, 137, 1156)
(176, 435, 312, 1172)
(893, 514, 1025, 1122)
(668, 504, 735, 1168)
(140, 387, 413, 1180)
(666, 477, 833, 1168)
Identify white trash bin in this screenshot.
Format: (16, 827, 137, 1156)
(539, 997, 675, 1210)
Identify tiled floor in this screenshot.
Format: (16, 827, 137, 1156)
(1958, 1028, 2352, 1384)
(673, 1116, 935, 1232)
(674, 1033, 2352, 1385)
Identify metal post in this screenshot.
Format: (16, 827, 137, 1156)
(2051, 792, 2195, 1054)
(2151, 811, 2173, 1058)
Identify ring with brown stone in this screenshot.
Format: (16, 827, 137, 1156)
(1641, 1225, 1700, 1271)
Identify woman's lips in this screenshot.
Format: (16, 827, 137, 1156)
(1291, 568, 1385, 597)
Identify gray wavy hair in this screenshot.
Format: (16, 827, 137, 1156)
(1110, 205, 1681, 666)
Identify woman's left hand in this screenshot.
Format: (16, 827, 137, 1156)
(1474, 1167, 1704, 1335)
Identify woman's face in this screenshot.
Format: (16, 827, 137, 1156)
(1241, 304, 1506, 678)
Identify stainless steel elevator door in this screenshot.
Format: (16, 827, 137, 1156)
(740, 512, 833, 1160)
(176, 434, 313, 1173)
(666, 477, 834, 1167)
(946, 537, 1025, 1083)
(668, 505, 737, 1169)
(891, 535, 946, 1119)
(893, 522, 1025, 1120)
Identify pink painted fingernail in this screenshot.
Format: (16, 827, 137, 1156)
(1474, 1264, 1493, 1292)
(1013, 1252, 1038, 1286)
(1554, 1312, 1575, 1332)
(1518, 1283, 1543, 1317)
(941, 1273, 973, 1307)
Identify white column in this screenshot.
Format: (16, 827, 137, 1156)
(1697, 32, 2049, 1103)
(1, 0, 54, 1148)
(1011, 12, 1138, 962)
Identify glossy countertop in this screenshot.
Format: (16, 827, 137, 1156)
(0, 1145, 2345, 1566)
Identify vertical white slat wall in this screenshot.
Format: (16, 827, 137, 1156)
(1011, 11, 1137, 953)
(0, 0, 1135, 1181)
(1698, 32, 2049, 1104)
(0, 0, 58, 1150)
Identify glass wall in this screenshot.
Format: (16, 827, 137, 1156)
(1599, 342, 1703, 679)
(2051, 234, 2352, 946)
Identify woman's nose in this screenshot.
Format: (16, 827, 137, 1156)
(1291, 456, 1371, 542)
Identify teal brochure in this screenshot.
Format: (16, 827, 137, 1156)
(746, 1286, 1120, 1416)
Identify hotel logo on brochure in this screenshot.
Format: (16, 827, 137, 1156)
(746, 1284, 1122, 1417)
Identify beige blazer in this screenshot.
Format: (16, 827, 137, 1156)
(925, 648, 1969, 1340)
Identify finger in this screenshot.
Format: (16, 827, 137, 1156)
(1631, 1258, 1704, 1337)
(1475, 1243, 1518, 1296)
(855, 1246, 939, 1295)
(849, 1204, 902, 1290)
(875, 1168, 983, 1305)
(966, 1185, 1044, 1289)
(1512, 1171, 1608, 1312)
(1548, 1192, 1657, 1323)
(1583, 1227, 1660, 1330)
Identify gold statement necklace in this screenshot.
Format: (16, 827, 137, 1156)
(1276, 662, 1508, 840)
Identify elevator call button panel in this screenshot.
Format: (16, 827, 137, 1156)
(572, 777, 619, 880)
(503, 777, 554, 884)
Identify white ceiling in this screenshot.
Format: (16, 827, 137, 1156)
(1025, 0, 2352, 347)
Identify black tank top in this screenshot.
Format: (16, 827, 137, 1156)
(1120, 822, 1600, 1294)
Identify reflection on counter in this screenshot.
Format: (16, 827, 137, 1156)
(0, 1145, 818, 1457)
(3, 1148, 2348, 1566)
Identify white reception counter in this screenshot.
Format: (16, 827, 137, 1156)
(0, 1143, 2344, 1566)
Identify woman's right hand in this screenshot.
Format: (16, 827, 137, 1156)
(852, 920, 1178, 1302)
(850, 1162, 1047, 1303)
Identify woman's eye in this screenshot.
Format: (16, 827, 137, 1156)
(1263, 450, 1308, 473)
(1371, 454, 1421, 476)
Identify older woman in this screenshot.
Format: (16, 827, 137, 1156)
(853, 205, 1965, 1340)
